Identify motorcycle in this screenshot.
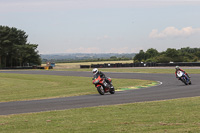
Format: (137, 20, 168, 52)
(177, 70, 191, 85)
(92, 75, 115, 95)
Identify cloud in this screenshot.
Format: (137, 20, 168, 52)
(149, 26, 200, 39)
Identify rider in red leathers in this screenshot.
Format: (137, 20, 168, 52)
(92, 68, 113, 88)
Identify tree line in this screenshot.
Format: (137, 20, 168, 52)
(42, 56, 132, 64)
(133, 47, 200, 63)
(0, 26, 41, 68)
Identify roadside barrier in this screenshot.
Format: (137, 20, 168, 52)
(81, 62, 200, 68)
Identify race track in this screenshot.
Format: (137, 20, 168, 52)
(0, 70, 200, 115)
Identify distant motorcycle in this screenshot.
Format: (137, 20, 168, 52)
(92, 75, 115, 95)
(177, 70, 191, 85)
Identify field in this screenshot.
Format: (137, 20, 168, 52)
(0, 73, 154, 102)
(97, 68, 200, 74)
(1, 97, 200, 132)
(52, 67, 200, 74)
(1, 67, 200, 132)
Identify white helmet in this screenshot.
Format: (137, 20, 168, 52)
(92, 68, 98, 75)
(175, 66, 180, 70)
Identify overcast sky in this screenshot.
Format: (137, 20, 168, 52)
(1, 0, 200, 54)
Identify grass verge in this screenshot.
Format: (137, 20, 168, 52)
(51, 68, 200, 74)
(0, 73, 155, 102)
(100, 68, 200, 74)
(1, 97, 200, 132)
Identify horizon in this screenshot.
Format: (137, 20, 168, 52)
(40, 52, 136, 55)
(39, 46, 199, 55)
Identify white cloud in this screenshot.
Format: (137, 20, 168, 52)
(149, 26, 200, 39)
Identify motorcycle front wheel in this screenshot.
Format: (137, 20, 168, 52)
(180, 78, 188, 85)
(109, 86, 115, 94)
(97, 86, 105, 95)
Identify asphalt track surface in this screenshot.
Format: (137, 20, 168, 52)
(0, 70, 200, 115)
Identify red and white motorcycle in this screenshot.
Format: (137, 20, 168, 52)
(92, 75, 115, 95)
(177, 70, 191, 85)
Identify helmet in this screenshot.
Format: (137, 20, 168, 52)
(92, 68, 98, 75)
(175, 66, 180, 70)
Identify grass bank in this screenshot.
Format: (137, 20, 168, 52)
(100, 68, 200, 74)
(0, 73, 155, 102)
(1, 97, 200, 132)
(52, 68, 200, 74)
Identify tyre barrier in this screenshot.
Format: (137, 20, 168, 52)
(81, 62, 200, 68)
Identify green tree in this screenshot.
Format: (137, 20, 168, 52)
(0, 25, 41, 68)
(155, 55, 172, 63)
(165, 48, 178, 58)
(110, 56, 117, 60)
(194, 51, 200, 60)
(133, 47, 200, 63)
(179, 47, 200, 62)
(145, 48, 159, 59)
(133, 50, 145, 62)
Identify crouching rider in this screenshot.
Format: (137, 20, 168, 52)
(175, 66, 190, 80)
(92, 68, 113, 88)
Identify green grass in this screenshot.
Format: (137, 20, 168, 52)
(1, 69, 200, 132)
(101, 68, 200, 74)
(52, 68, 200, 74)
(1, 97, 200, 133)
(0, 73, 155, 102)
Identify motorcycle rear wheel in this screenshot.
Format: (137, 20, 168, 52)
(97, 86, 105, 95)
